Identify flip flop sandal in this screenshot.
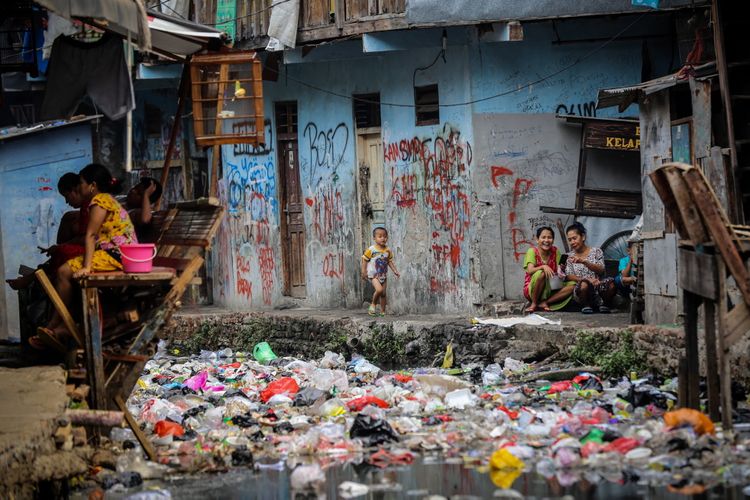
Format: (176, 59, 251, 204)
(36, 327, 68, 354)
(599, 306, 611, 313)
(581, 307, 594, 314)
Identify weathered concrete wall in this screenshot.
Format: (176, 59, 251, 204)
(471, 114, 580, 301)
(0, 124, 93, 340)
(211, 17, 673, 313)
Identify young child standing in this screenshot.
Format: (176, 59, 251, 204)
(361, 227, 400, 316)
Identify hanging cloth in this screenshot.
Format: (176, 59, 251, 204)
(40, 33, 134, 121)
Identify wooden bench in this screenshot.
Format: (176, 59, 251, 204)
(33, 198, 224, 456)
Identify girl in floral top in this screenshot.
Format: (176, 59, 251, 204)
(565, 222, 616, 314)
(31, 163, 137, 351)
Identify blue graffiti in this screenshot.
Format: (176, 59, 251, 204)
(226, 157, 278, 219)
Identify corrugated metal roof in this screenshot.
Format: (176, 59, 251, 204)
(597, 61, 717, 111)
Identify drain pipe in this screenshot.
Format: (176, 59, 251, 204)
(347, 337, 361, 350)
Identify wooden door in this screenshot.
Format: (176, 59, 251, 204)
(276, 102, 306, 297)
(356, 129, 384, 302)
(359, 131, 385, 229)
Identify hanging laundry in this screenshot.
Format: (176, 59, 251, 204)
(40, 33, 134, 121)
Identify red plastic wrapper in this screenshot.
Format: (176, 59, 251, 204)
(154, 420, 185, 437)
(497, 406, 519, 420)
(346, 395, 390, 411)
(547, 381, 574, 394)
(260, 377, 300, 403)
(393, 374, 413, 384)
(603, 437, 639, 454)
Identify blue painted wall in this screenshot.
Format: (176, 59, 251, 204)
(0, 124, 93, 339)
(212, 16, 673, 312)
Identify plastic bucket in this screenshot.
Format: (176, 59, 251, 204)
(120, 243, 157, 273)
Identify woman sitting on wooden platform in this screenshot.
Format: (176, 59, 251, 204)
(30, 163, 137, 352)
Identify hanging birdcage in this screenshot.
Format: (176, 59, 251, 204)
(189, 51, 264, 147)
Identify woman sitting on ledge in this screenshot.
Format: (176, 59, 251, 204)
(564, 222, 616, 314)
(522, 226, 574, 312)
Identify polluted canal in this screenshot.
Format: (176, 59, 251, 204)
(75, 340, 750, 499)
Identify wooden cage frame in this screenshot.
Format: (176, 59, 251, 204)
(189, 51, 264, 147)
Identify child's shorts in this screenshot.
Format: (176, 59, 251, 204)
(368, 273, 387, 284)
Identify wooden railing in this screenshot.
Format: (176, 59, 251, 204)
(198, 0, 406, 46)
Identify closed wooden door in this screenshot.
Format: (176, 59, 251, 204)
(276, 102, 306, 297)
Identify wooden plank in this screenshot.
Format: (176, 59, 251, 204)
(725, 299, 750, 346)
(663, 165, 709, 243)
(83, 287, 106, 411)
(683, 291, 701, 410)
(115, 395, 157, 462)
(105, 256, 205, 390)
(209, 145, 221, 197)
(678, 248, 718, 300)
(716, 258, 733, 430)
(34, 269, 83, 348)
(648, 169, 689, 238)
(336, 0, 345, 27)
(683, 167, 750, 305)
(703, 300, 721, 422)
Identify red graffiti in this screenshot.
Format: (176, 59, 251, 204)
(310, 187, 345, 245)
(322, 252, 344, 281)
(236, 256, 253, 301)
(38, 186, 53, 191)
(305, 197, 314, 207)
(429, 276, 457, 293)
(490, 166, 536, 261)
(385, 126, 472, 293)
(390, 168, 417, 208)
(490, 166, 513, 188)
(258, 246, 274, 305)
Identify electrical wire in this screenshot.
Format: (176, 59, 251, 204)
(268, 12, 648, 109)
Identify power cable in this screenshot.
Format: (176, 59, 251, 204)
(268, 12, 648, 109)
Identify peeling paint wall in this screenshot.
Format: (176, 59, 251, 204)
(212, 17, 673, 313)
(0, 124, 93, 339)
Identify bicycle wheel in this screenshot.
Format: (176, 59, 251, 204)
(600, 230, 632, 261)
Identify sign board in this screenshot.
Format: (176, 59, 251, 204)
(584, 122, 640, 151)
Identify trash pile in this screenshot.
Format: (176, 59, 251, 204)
(96, 341, 750, 496)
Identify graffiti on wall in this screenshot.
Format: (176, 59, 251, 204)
(384, 124, 472, 294)
(555, 101, 596, 117)
(489, 150, 577, 262)
(216, 145, 279, 306)
(232, 120, 274, 156)
(302, 122, 349, 187)
(300, 122, 354, 292)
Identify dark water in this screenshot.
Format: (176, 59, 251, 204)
(97, 457, 745, 500)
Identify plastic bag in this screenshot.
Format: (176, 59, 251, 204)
(320, 351, 345, 369)
(346, 395, 389, 412)
(488, 449, 524, 489)
(260, 377, 300, 403)
(663, 408, 715, 435)
(154, 420, 185, 437)
(349, 414, 399, 446)
(294, 387, 327, 407)
(290, 463, 325, 490)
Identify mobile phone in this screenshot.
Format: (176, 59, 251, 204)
(559, 254, 568, 267)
